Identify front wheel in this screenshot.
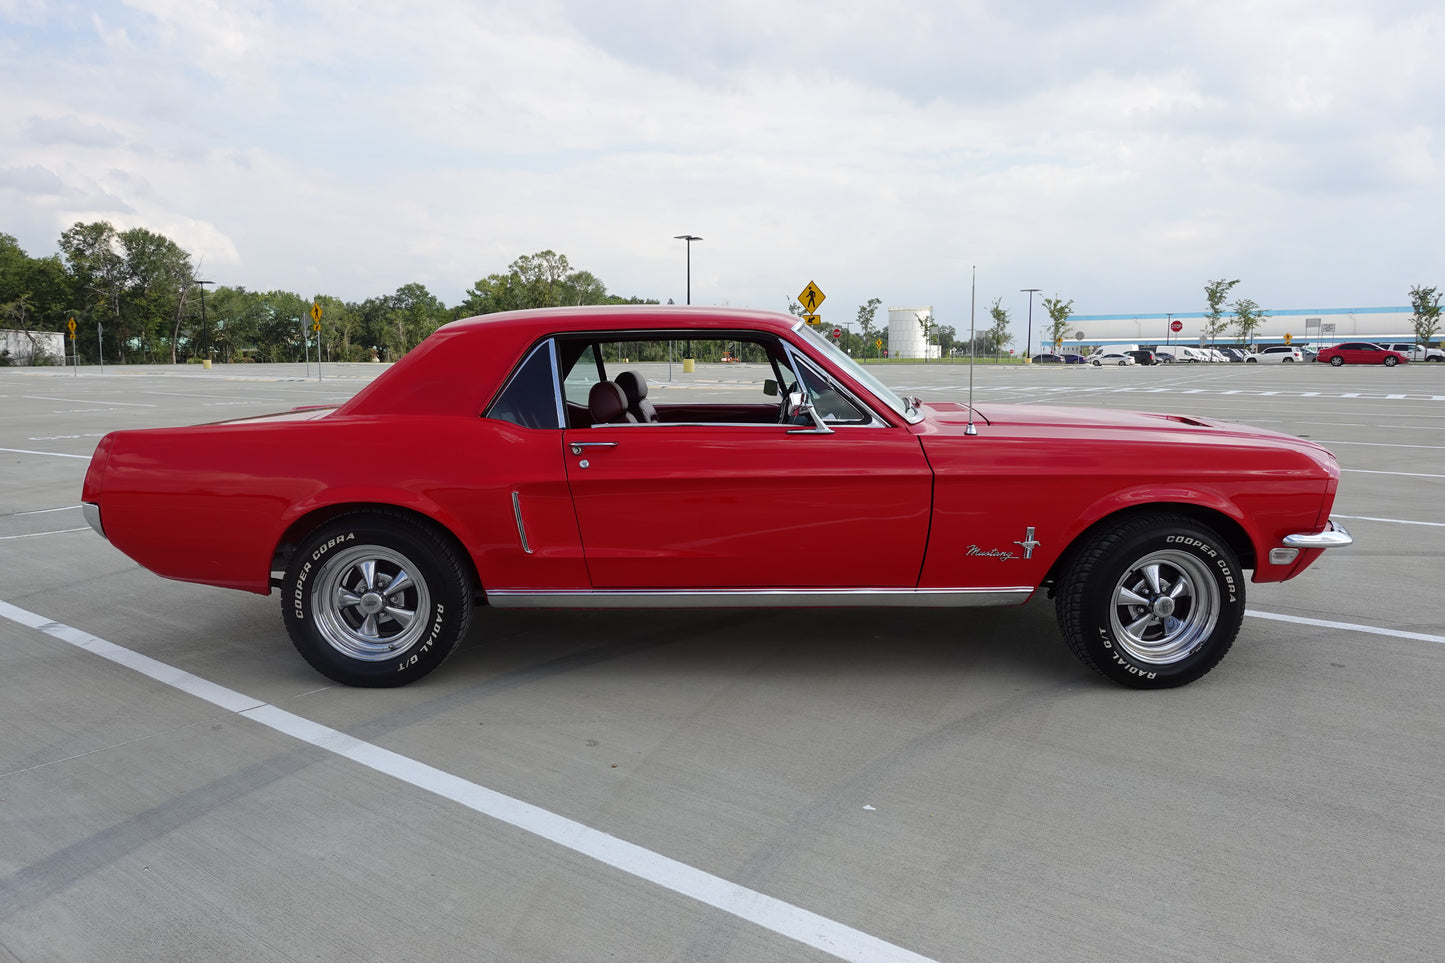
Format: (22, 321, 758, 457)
(1383, 356, 1398, 367)
(282, 513, 473, 686)
(1055, 514, 1245, 688)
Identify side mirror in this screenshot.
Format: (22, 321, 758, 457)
(786, 392, 834, 434)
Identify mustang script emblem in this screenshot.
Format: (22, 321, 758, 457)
(965, 527, 1041, 561)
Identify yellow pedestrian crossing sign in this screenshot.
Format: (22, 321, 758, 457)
(798, 281, 825, 314)
(803, 313, 821, 326)
(310, 302, 323, 323)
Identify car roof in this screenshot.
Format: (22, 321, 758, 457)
(337, 305, 806, 418)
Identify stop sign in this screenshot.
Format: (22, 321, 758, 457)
(1171, 320, 1183, 332)
(832, 327, 842, 339)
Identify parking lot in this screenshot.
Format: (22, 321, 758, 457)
(2, 359, 1442, 962)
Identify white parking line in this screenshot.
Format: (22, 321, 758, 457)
(1341, 468, 1445, 479)
(1246, 610, 1445, 645)
(1332, 514, 1445, 528)
(0, 600, 941, 963)
(0, 528, 89, 540)
(0, 447, 91, 460)
(1318, 440, 1445, 450)
(23, 395, 156, 407)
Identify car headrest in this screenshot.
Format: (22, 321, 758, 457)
(614, 370, 648, 403)
(588, 381, 632, 424)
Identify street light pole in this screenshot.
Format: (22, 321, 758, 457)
(674, 234, 701, 361)
(1020, 288, 1040, 359)
(196, 280, 213, 366)
(674, 235, 701, 305)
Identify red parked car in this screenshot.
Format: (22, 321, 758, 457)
(81, 306, 1351, 689)
(1315, 342, 1409, 366)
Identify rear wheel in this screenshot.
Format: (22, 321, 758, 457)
(1329, 356, 1344, 366)
(282, 513, 472, 687)
(1056, 514, 1244, 688)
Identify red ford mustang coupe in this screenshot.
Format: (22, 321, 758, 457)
(81, 306, 1351, 689)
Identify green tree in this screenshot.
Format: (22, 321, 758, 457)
(1, 234, 74, 330)
(934, 323, 957, 358)
(855, 297, 882, 358)
(917, 311, 933, 362)
(1409, 285, 1442, 347)
(1042, 295, 1075, 352)
(58, 221, 193, 363)
(1232, 298, 1267, 346)
(1203, 278, 1240, 346)
(458, 250, 619, 316)
(986, 298, 1014, 358)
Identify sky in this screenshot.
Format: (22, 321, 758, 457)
(3, 0, 1444, 346)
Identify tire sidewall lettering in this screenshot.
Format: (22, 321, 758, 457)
(290, 531, 357, 623)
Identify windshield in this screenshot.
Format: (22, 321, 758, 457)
(793, 321, 922, 424)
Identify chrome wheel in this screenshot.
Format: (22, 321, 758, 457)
(312, 544, 432, 662)
(1108, 550, 1219, 665)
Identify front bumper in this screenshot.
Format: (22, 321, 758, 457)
(1282, 519, 1352, 550)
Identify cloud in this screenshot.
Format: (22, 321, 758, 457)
(1, 0, 1443, 342)
(23, 114, 126, 148)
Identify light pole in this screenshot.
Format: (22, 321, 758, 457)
(674, 235, 701, 362)
(196, 280, 213, 366)
(1020, 288, 1040, 359)
(673, 235, 701, 304)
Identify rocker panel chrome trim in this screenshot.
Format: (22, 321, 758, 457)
(486, 587, 1034, 609)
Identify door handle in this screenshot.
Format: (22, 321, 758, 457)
(570, 441, 619, 455)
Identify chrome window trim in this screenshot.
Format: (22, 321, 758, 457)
(779, 342, 887, 428)
(483, 338, 565, 430)
(790, 320, 923, 425)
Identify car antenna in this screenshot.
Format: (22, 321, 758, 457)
(966, 264, 978, 435)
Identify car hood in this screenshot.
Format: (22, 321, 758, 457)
(920, 401, 1336, 457)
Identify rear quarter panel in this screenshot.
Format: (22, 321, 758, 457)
(92, 415, 587, 594)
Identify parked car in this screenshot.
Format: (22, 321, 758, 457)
(1032, 353, 1065, 364)
(1091, 351, 1137, 365)
(1217, 347, 1249, 363)
(1382, 342, 1444, 362)
(1153, 347, 1181, 363)
(1248, 345, 1305, 363)
(1126, 349, 1157, 365)
(80, 305, 1351, 690)
(1315, 342, 1409, 366)
(1061, 354, 1089, 364)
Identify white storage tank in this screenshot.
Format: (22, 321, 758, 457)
(888, 305, 940, 359)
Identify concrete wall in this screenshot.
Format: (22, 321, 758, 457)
(1, 329, 66, 365)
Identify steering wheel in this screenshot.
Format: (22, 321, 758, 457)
(776, 382, 799, 423)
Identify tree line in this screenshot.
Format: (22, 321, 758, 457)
(0, 224, 660, 365)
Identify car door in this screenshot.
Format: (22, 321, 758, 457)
(561, 345, 933, 590)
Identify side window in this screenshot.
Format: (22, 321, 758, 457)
(562, 344, 605, 406)
(558, 334, 805, 425)
(790, 353, 870, 423)
(486, 342, 560, 429)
